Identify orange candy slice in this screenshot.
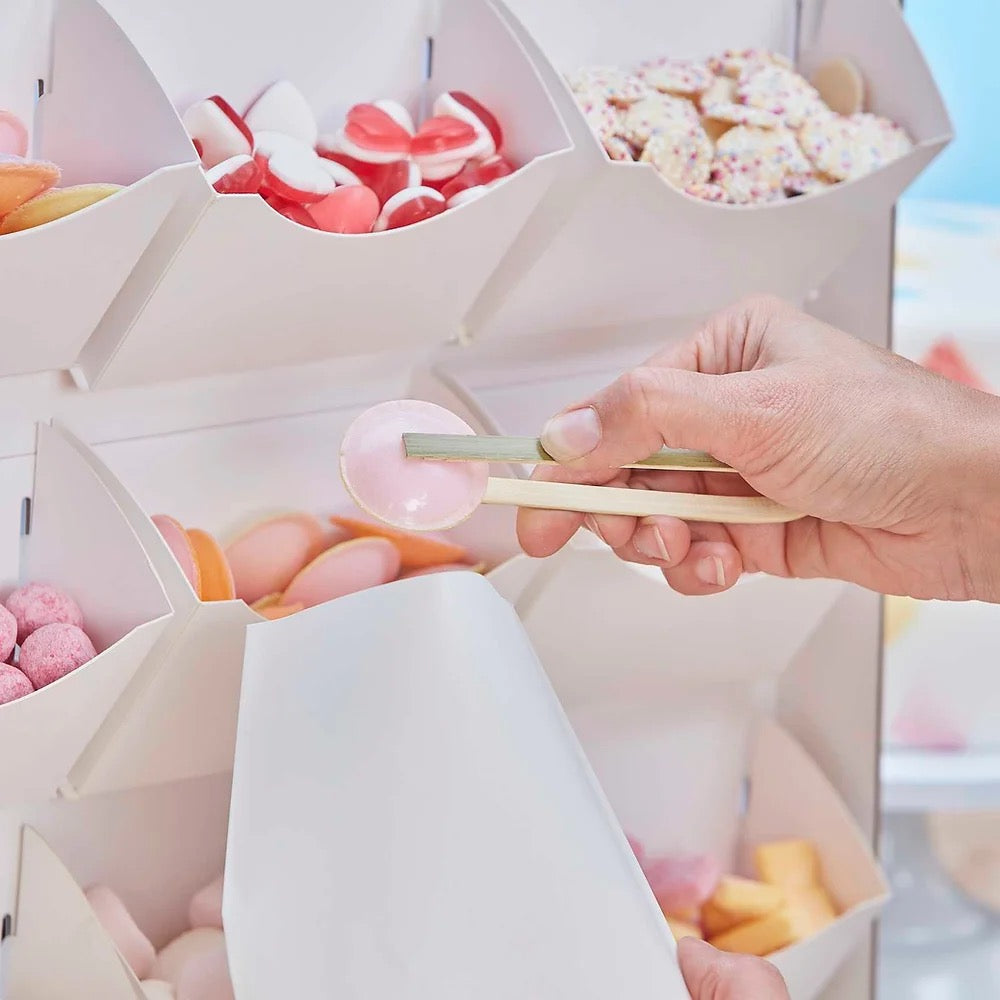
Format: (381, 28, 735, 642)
(329, 514, 469, 571)
(0, 159, 60, 218)
(0, 183, 121, 235)
(186, 529, 236, 602)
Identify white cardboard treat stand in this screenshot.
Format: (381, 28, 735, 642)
(0, 0, 946, 995)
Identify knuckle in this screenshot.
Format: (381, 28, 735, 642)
(618, 365, 666, 421)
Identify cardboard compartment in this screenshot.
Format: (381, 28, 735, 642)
(0, 0, 203, 378)
(0, 425, 173, 809)
(72, 0, 573, 388)
(59, 391, 520, 797)
(3, 828, 145, 998)
(492, 543, 845, 863)
(468, 0, 951, 342)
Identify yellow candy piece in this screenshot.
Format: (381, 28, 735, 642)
(701, 899, 744, 937)
(710, 905, 803, 956)
(754, 839, 821, 890)
(666, 917, 703, 942)
(709, 875, 784, 919)
(786, 885, 837, 935)
(0, 183, 121, 234)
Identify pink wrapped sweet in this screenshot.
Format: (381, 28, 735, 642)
(0, 604, 16, 662)
(18, 622, 96, 689)
(0, 664, 33, 705)
(177, 940, 234, 1000)
(5, 581, 84, 645)
(154, 929, 224, 988)
(641, 853, 722, 912)
(188, 875, 224, 930)
(85, 885, 156, 979)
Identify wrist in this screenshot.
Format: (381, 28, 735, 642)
(951, 390, 1000, 603)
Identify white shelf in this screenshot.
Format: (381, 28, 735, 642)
(881, 748, 1000, 813)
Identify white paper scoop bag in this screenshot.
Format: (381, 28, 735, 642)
(225, 571, 689, 1000)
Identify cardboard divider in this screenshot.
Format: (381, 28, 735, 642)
(491, 542, 845, 864)
(4, 827, 145, 998)
(70, 0, 573, 389)
(0, 0, 204, 379)
(743, 722, 889, 999)
(0, 425, 173, 809)
(471, 0, 951, 342)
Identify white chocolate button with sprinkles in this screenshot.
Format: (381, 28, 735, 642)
(620, 93, 699, 148)
(637, 57, 714, 96)
(640, 120, 713, 189)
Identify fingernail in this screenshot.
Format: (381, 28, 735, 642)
(541, 407, 602, 462)
(584, 515, 606, 544)
(696, 556, 726, 588)
(634, 522, 671, 563)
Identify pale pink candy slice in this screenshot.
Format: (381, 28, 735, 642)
(0, 110, 29, 157)
(205, 154, 263, 194)
(153, 929, 224, 988)
(373, 98, 415, 135)
(340, 400, 489, 531)
(244, 80, 317, 146)
(255, 132, 333, 204)
(372, 186, 445, 232)
(281, 537, 401, 608)
(188, 875, 224, 930)
(641, 853, 722, 912)
(308, 185, 380, 234)
(152, 514, 202, 596)
(433, 91, 503, 157)
(176, 940, 234, 1000)
(183, 97, 253, 170)
(224, 512, 327, 605)
(86, 885, 156, 979)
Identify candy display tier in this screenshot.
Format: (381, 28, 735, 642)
(0, 1, 943, 998)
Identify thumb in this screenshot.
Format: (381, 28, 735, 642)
(677, 938, 789, 1000)
(539, 365, 776, 473)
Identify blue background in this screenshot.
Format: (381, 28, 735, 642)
(903, 0, 1000, 205)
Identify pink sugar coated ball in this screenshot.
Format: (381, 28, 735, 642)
(18, 622, 96, 689)
(5, 581, 84, 645)
(0, 604, 16, 662)
(0, 664, 33, 705)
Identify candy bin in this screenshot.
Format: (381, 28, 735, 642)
(0, 425, 172, 808)
(70, 0, 573, 388)
(465, 0, 951, 343)
(0, 0, 204, 378)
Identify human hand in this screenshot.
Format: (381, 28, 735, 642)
(517, 296, 1000, 602)
(678, 938, 790, 999)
